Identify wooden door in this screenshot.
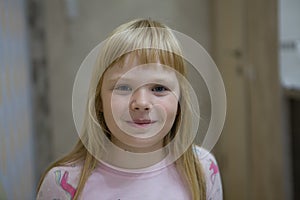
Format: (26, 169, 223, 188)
(211, 0, 289, 199)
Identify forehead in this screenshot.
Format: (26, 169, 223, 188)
(103, 55, 179, 84)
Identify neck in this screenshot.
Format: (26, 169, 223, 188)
(103, 140, 168, 169)
(111, 135, 165, 153)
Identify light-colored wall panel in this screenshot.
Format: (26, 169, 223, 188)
(211, 0, 250, 199)
(0, 0, 35, 199)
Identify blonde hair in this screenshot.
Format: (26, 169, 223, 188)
(37, 18, 206, 200)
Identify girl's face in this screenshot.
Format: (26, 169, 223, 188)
(101, 55, 180, 152)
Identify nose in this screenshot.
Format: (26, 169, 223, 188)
(130, 88, 152, 112)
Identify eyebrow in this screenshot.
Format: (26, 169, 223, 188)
(108, 76, 131, 83)
(108, 76, 179, 88)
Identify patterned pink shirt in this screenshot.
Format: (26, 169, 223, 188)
(37, 147, 222, 200)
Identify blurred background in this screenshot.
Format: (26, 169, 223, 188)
(0, 0, 299, 199)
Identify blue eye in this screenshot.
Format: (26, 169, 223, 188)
(115, 85, 132, 91)
(152, 85, 168, 93)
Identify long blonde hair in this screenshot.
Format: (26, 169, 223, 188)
(37, 18, 206, 200)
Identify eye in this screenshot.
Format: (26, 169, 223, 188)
(115, 85, 132, 91)
(152, 85, 169, 93)
(114, 85, 132, 94)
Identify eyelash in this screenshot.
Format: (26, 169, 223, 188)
(114, 85, 132, 91)
(151, 85, 169, 93)
(113, 84, 169, 94)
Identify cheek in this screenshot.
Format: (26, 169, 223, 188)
(102, 97, 122, 132)
(164, 96, 179, 115)
(155, 97, 179, 124)
(107, 96, 129, 117)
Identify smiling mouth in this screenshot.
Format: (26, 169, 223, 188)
(126, 119, 156, 127)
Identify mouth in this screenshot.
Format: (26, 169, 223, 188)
(126, 119, 156, 127)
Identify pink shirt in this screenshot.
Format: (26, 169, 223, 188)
(37, 147, 222, 200)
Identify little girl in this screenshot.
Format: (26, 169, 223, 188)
(37, 19, 223, 200)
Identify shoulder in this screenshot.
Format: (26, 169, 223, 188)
(193, 145, 223, 200)
(193, 145, 218, 166)
(192, 145, 220, 179)
(37, 163, 82, 200)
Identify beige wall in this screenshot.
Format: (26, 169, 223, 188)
(44, 0, 212, 159)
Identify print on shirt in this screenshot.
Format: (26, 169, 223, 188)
(209, 159, 219, 185)
(54, 170, 77, 200)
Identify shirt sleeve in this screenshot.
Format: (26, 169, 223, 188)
(37, 166, 80, 200)
(194, 146, 223, 200)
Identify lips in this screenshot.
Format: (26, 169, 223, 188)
(133, 119, 152, 124)
(126, 119, 156, 127)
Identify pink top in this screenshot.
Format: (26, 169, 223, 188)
(37, 147, 223, 200)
